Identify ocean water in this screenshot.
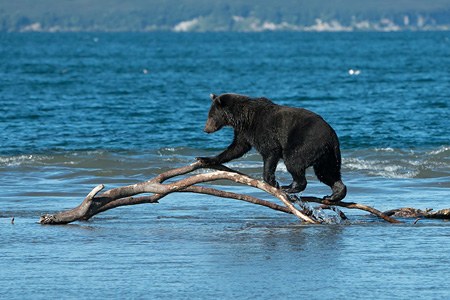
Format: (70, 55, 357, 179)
(1, 32, 449, 299)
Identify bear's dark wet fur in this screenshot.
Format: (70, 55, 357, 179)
(198, 93, 347, 202)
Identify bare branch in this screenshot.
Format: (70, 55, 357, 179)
(300, 196, 401, 224)
(40, 184, 104, 225)
(181, 186, 293, 214)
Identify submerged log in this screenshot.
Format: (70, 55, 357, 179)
(39, 161, 447, 225)
(384, 208, 450, 219)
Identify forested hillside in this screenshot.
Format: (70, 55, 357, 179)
(1, 0, 450, 31)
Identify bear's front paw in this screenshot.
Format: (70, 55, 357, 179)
(196, 157, 219, 166)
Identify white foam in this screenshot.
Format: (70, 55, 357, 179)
(374, 147, 395, 152)
(226, 162, 263, 169)
(343, 157, 419, 179)
(428, 146, 450, 155)
(348, 69, 361, 76)
(0, 155, 49, 167)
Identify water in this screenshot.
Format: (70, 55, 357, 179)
(1, 32, 449, 299)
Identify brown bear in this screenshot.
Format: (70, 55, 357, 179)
(197, 93, 347, 202)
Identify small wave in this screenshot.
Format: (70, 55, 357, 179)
(344, 146, 450, 179)
(427, 146, 450, 156)
(226, 161, 263, 169)
(374, 147, 395, 152)
(0, 154, 52, 167)
(344, 157, 420, 178)
(0, 150, 121, 168)
(0, 149, 183, 172)
(158, 147, 177, 153)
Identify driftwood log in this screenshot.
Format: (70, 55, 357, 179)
(383, 208, 450, 219)
(39, 161, 447, 225)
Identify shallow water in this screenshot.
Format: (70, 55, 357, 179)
(1, 32, 449, 299)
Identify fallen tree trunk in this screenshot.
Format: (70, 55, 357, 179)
(39, 161, 446, 225)
(40, 161, 317, 224)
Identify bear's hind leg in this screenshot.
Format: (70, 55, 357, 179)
(313, 162, 347, 202)
(327, 180, 347, 202)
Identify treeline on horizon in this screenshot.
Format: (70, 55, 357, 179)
(1, 0, 450, 31)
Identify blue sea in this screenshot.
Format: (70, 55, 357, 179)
(1, 32, 449, 299)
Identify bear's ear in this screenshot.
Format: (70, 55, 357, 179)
(210, 93, 223, 106)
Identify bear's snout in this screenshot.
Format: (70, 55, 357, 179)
(204, 119, 218, 134)
(203, 125, 214, 134)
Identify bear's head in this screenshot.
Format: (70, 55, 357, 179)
(203, 93, 250, 133)
(203, 93, 228, 133)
